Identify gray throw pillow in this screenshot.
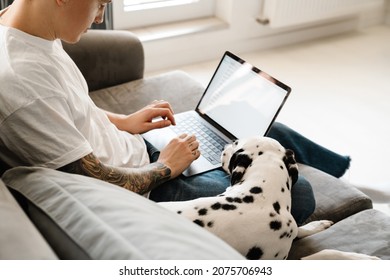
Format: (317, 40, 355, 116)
(3, 167, 243, 260)
(0, 180, 57, 259)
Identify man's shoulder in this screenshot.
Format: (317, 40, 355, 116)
(0, 29, 68, 102)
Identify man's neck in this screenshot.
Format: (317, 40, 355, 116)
(1, 0, 57, 40)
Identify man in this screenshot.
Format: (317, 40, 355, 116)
(0, 0, 351, 224)
(0, 0, 202, 195)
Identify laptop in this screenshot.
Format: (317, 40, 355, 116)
(142, 51, 291, 176)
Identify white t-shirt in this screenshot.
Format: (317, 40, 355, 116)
(0, 26, 150, 169)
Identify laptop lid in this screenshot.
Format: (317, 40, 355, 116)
(195, 51, 291, 140)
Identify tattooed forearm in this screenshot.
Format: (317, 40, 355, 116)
(59, 153, 171, 194)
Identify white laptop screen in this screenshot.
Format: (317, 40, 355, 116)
(197, 52, 290, 139)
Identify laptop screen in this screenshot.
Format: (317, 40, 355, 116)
(197, 51, 291, 139)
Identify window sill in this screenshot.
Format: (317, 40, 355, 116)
(131, 17, 228, 42)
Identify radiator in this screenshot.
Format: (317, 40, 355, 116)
(259, 0, 385, 28)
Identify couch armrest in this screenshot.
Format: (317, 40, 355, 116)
(88, 70, 205, 114)
(62, 30, 145, 92)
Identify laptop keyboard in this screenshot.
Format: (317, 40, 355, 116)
(171, 115, 228, 165)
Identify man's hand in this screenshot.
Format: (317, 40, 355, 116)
(158, 134, 200, 178)
(106, 100, 176, 134)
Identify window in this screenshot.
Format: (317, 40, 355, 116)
(113, 0, 216, 29)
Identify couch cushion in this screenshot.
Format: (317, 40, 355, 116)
(299, 164, 372, 223)
(0, 180, 58, 260)
(89, 70, 204, 115)
(2, 167, 243, 260)
(288, 209, 390, 260)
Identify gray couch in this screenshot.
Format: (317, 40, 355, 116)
(1, 30, 389, 260)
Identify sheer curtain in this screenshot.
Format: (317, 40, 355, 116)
(0, 1, 113, 30)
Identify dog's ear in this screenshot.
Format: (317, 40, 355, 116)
(228, 149, 253, 185)
(283, 149, 298, 185)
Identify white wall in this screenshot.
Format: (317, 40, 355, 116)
(122, 0, 386, 73)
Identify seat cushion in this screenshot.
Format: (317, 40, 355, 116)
(2, 167, 243, 260)
(299, 164, 372, 223)
(288, 209, 390, 260)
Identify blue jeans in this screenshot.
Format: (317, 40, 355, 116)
(148, 122, 351, 225)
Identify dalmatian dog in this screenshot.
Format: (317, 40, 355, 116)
(159, 136, 333, 260)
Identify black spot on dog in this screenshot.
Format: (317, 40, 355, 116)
(243, 195, 254, 203)
(258, 151, 263, 156)
(283, 149, 298, 185)
(227, 197, 242, 203)
(287, 206, 290, 211)
(273, 202, 281, 214)
(177, 211, 182, 214)
(269, 212, 276, 217)
(274, 252, 279, 258)
(280, 165, 284, 170)
(222, 204, 237, 211)
(194, 207, 199, 210)
(193, 219, 205, 227)
(250, 186, 263, 194)
(231, 171, 244, 186)
(281, 187, 285, 193)
(228, 149, 253, 184)
(228, 148, 245, 169)
(286, 180, 290, 191)
(198, 208, 208, 216)
(246, 246, 264, 260)
(270, 220, 282, 231)
(207, 221, 214, 228)
(279, 232, 288, 239)
(211, 202, 222, 210)
(287, 219, 292, 227)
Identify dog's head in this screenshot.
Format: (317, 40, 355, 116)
(221, 137, 298, 185)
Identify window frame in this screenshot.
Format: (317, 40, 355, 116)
(113, 0, 216, 29)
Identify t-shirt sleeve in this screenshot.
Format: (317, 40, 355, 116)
(0, 96, 93, 169)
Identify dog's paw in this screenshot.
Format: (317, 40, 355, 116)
(301, 249, 381, 260)
(297, 220, 334, 238)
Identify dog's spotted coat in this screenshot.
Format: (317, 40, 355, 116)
(159, 137, 332, 260)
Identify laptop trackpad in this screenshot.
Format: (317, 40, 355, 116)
(143, 126, 176, 151)
(143, 127, 220, 177)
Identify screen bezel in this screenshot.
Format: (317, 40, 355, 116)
(195, 51, 292, 140)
